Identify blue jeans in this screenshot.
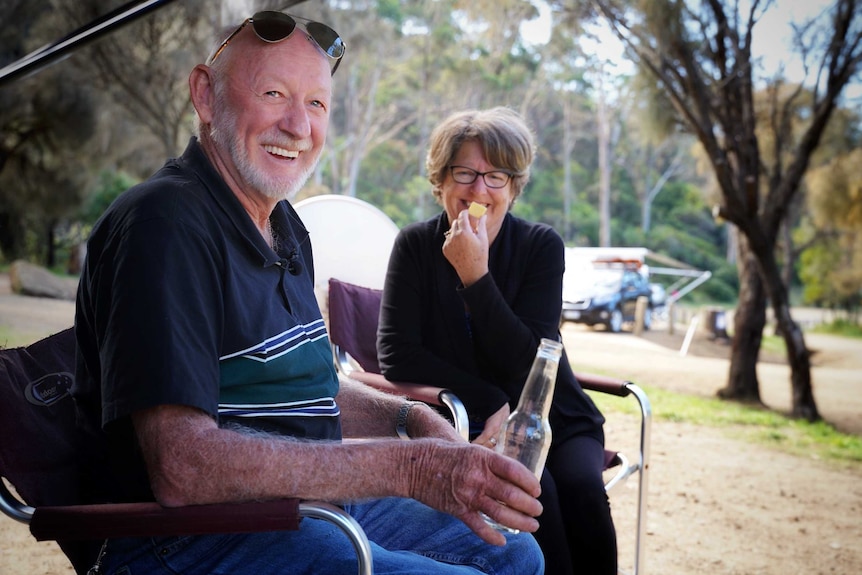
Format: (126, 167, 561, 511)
(97, 497, 544, 574)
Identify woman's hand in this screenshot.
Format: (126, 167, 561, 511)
(443, 209, 489, 287)
(472, 403, 510, 449)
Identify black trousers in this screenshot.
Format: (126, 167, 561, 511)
(534, 435, 618, 575)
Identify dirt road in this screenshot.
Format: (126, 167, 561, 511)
(2, 280, 860, 574)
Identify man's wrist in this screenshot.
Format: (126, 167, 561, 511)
(396, 401, 417, 440)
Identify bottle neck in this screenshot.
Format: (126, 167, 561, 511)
(515, 339, 562, 418)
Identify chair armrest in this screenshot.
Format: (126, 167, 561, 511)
(347, 371, 444, 406)
(347, 372, 470, 441)
(574, 371, 633, 397)
(29, 499, 302, 541)
(27, 498, 374, 575)
(0, 479, 33, 523)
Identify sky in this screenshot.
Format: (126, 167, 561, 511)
(520, 0, 859, 102)
(222, 0, 858, 103)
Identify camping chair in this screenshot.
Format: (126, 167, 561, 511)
(296, 194, 650, 573)
(327, 277, 652, 575)
(327, 277, 470, 440)
(291, 195, 468, 436)
(0, 328, 374, 575)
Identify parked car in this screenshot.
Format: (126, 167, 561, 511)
(561, 265, 654, 333)
(649, 283, 667, 308)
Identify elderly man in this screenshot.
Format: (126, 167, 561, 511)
(73, 10, 544, 575)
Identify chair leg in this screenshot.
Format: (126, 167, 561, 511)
(625, 383, 652, 575)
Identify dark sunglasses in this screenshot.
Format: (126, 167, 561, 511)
(208, 11, 346, 75)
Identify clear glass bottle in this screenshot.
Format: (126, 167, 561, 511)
(484, 337, 562, 532)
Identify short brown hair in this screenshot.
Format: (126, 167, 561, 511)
(426, 107, 535, 203)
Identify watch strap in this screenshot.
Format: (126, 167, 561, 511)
(396, 402, 415, 440)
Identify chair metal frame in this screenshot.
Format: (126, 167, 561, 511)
(572, 372, 652, 575)
(327, 277, 651, 575)
(0, 482, 373, 575)
(331, 337, 470, 441)
(0, 329, 374, 575)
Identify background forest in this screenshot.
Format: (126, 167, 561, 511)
(1, 0, 860, 312)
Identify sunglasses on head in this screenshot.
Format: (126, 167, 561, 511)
(208, 11, 346, 74)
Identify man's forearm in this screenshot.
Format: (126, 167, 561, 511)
(336, 375, 407, 437)
(134, 403, 418, 506)
(134, 403, 541, 545)
(336, 376, 463, 442)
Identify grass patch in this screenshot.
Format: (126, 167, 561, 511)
(587, 384, 862, 466)
(0, 325, 43, 349)
(811, 318, 862, 339)
(760, 333, 786, 355)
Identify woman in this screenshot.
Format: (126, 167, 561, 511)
(377, 107, 617, 574)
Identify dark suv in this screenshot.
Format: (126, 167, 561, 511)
(561, 264, 653, 333)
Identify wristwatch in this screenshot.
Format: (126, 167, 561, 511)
(396, 402, 416, 440)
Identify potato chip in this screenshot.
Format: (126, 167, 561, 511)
(468, 202, 487, 218)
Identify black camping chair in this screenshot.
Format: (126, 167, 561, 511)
(0, 328, 373, 575)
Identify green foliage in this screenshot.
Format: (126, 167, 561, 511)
(0, 325, 42, 350)
(80, 171, 140, 227)
(812, 319, 862, 338)
(568, 200, 600, 247)
(375, 0, 405, 25)
(799, 235, 862, 313)
(10, 0, 862, 315)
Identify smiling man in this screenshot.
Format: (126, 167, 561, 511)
(72, 11, 544, 575)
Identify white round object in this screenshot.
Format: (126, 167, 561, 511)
(294, 195, 399, 290)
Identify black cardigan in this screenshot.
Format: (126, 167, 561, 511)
(377, 211, 605, 445)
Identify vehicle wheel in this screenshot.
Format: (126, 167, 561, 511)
(643, 307, 652, 331)
(607, 308, 623, 333)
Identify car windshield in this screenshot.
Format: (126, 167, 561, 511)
(565, 267, 623, 293)
(590, 268, 624, 289)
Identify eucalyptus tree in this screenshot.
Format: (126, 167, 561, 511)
(0, 0, 98, 264)
(296, 0, 550, 223)
(59, 0, 216, 166)
(802, 148, 862, 315)
(572, 0, 862, 420)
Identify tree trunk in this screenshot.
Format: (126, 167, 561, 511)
(596, 73, 611, 247)
(46, 221, 57, 269)
(0, 212, 23, 262)
(775, 301, 819, 420)
(562, 95, 575, 243)
(751, 230, 820, 421)
(719, 237, 765, 403)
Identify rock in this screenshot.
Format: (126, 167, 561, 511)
(9, 260, 78, 301)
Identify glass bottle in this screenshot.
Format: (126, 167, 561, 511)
(484, 337, 562, 532)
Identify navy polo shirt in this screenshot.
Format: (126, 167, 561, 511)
(74, 138, 341, 480)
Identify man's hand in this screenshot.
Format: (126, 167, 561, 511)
(406, 440, 542, 546)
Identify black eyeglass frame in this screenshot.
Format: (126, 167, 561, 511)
(448, 165, 513, 189)
(208, 11, 345, 75)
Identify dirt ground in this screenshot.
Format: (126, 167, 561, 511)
(1, 275, 860, 575)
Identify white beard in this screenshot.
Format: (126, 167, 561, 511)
(209, 98, 320, 202)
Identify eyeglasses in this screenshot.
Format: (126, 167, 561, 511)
(449, 166, 512, 189)
(208, 11, 346, 75)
